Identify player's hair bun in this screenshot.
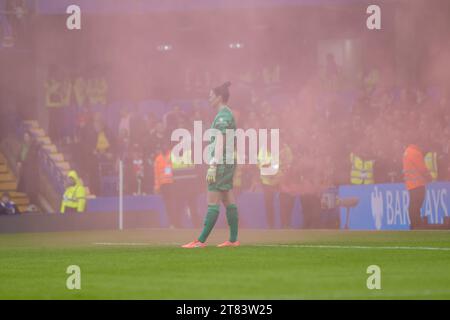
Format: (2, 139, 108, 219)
(213, 81, 232, 103)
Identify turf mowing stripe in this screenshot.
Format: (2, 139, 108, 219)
(94, 242, 150, 246)
(257, 244, 450, 251)
(94, 242, 450, 251)
(93, 242, 181, 246)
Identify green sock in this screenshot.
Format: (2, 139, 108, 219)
(198, 204, 220, 243)
(226, 204, 239, 242)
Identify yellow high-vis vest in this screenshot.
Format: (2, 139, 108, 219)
(171, 149, 194, 170)
(350, 153, 374, 184)
(258, 149, 280, 186)
(424, 151, 438, 181)
(60, 170, 87, 213)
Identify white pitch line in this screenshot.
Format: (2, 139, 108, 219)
(256, 244, 450, 252)
(272, 289, 450, 299)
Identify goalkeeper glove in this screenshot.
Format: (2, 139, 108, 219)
(206, 165, 217, 184)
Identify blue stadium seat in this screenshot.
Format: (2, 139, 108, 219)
(138, 100, 167, 119)
(427, 86, 441, 103)
(101, 176, 119, 196)
(192, 99, 209, 109)
(267, 95, 289, 109)
(168, 99, 194, 113)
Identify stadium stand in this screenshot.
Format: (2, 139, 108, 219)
(0, 152, 30, 213)
(21, 120, 95, 199)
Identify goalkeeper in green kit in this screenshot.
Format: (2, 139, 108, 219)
(182, 82, 240, 248)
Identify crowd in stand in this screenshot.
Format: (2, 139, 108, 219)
(34, 57, 450, 225)
(1, 55, 448, 226)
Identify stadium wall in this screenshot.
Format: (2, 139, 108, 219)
(3, 183, 449, 233)
(0, 192, 306, 233)
(0, 211, 160, 234)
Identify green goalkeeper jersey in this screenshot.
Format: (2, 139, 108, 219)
(209, 105, 236, 165)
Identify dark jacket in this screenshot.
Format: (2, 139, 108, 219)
(17, 141, 39, 202)
(0, 201, 20, 215)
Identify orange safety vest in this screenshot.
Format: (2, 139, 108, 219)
(154, 151, 174, 190)
(402, 144, 430, 191)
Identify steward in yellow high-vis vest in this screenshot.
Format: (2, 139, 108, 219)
(257, 144, 293, 185)
(424, 151, 438, 181)
(258, 149, 280, 186)
(257, 144, 293, 229)
(170, 149, 197, 183)
(60, 170, 87, 213)
(350, 153, 374, 184)
(171, 149, 195, 172)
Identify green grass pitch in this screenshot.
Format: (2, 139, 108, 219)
(1, 229, 450, 299)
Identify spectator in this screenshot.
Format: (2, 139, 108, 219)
(437, 128, 450, 181)
(16, 131, 39, 205)
(131, 145, 145, 196)
(90, 114, 115, 194)
(118, 107, 131, 137)
(45, 69, 71, 146)
(0, 192, 20, 215)
(129, 109, 147, 147)
(146, 111, 158, 130)
(73, 106, 95, 180)
(93, 119, 114, 158)
(326, 53, 339, 79)
(117, 127, 131, 161)
(147, 122, 166, 155)
(115, 133, 133, 196)
(164, 105, 186, 133)
(189, 105, 205, 125)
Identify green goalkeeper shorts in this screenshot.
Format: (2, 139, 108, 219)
(208, 164, 236, 192)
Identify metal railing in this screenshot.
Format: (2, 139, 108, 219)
(20, 122, 66, 195)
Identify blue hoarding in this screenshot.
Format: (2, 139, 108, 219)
(339, 182, 450, 230)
